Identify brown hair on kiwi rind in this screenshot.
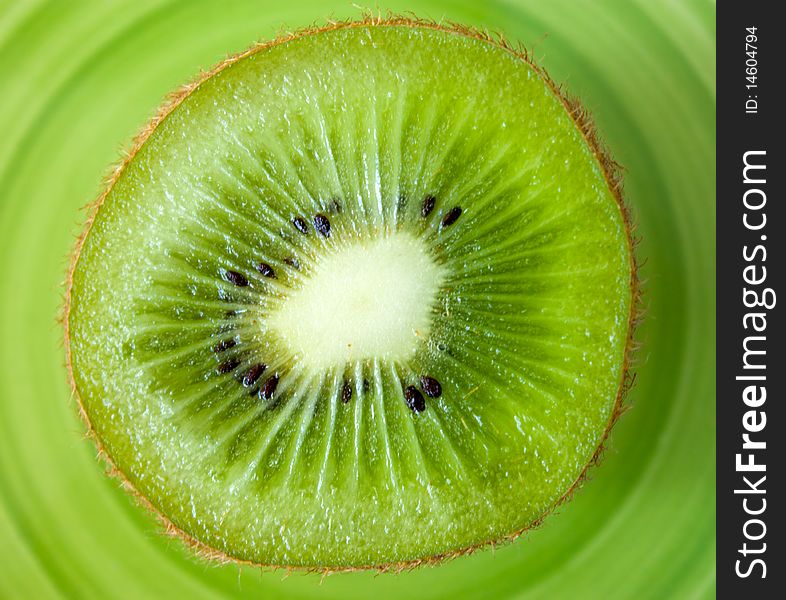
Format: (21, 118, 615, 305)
(62, 13, 643, 574)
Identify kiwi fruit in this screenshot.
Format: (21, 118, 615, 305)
(64, 17, 637, 571)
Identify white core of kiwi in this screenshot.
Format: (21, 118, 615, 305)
(268, 232, 445, 370)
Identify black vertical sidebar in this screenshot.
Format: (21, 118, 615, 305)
(717, 3, 783, 598)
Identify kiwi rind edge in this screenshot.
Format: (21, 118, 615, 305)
(62, 13, 642, 574)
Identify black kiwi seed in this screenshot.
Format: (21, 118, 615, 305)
(404, 385, 426, 413)
(222, 269, 248, 287)
(243, 363, 267, 387)
(292, 217, 309, 234)
(330, 199, 342, 213)
(441, 206, 462, 227)
(283, 257, 300, 269)
(260, 374, 280, 400)
(421, 195, 436, 217)
(216, 358, 241, 375)
(256, 262, 276, 278)
(211, 338, 236, 353)
(420, 375, 442, 398)
(341, 381, 352, 403)
(362, 378, 371, 393)
(314, 214, 331, 238)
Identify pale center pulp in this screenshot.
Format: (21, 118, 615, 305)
(269, 233, 445, 370)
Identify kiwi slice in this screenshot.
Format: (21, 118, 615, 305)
(65, 18, 637, 570)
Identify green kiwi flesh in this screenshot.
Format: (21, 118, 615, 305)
(65, 19, 636, 569)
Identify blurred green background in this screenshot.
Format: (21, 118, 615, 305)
(0, 1, 715, 598)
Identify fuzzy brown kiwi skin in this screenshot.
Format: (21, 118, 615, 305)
(62, 13, 642, 574)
